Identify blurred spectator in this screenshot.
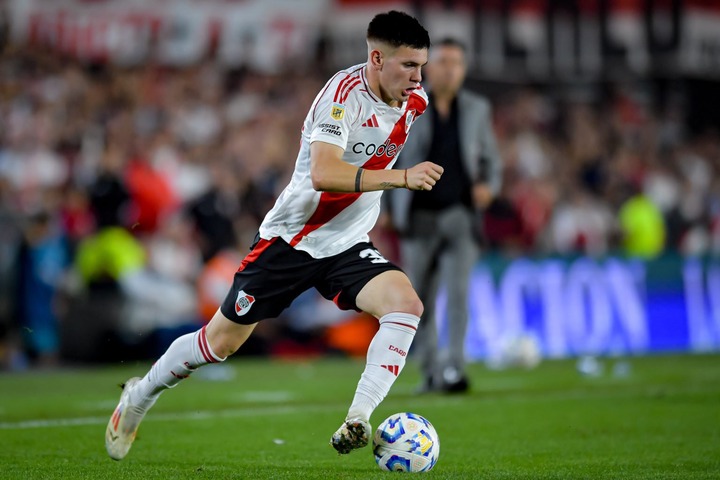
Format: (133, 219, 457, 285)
(125, 154, 179, 234)
(89, 145, 133, 229)
(549, 187, 615, 256)
(197, 247, 243, 322)
(16, 211, 69, 367)
(618, 186, 666, 258)
(187, 161, 243, 261)
(482, 194, 526, 252)
(74, 225, 145, 288)
(74, 223, 197, 335)
(145, 213, 202, 288)
(60, 186, 95, 251)
(149, 130, 212, 204)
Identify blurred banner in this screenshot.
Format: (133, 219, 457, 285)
(5, 0, 334, 70)
(437, 255, 720, 361)
(7, 0, 720, 79)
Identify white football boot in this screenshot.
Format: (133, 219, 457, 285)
(105, 377, 146, 460)
(330, 418, 372, 454)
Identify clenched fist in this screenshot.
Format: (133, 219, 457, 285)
(405, 162, 444, 191)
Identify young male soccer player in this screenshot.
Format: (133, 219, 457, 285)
(106, 10, 443, 460)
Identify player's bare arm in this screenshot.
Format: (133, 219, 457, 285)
(311, 141, 444, 192)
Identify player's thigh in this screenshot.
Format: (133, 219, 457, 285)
(316, 242, 419, 317)
(217, 238, 317, 334)
(355, 269, 423, 319)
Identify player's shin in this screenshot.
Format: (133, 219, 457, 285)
(129, 325, 226, 410)
(347, 312, 419, 421)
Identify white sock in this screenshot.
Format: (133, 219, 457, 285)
(346, 312, 419, 422)
(129, 325, 225, 410)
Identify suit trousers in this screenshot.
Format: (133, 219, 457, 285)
(400, 204, 478, 382)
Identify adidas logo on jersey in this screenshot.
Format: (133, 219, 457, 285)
(361, 114, 379, 128)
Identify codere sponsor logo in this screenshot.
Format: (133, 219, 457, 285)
(352, 141, 404, 158)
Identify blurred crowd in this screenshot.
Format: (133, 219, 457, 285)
(486, 83, 720, 258)
(1, 43, 719, 368)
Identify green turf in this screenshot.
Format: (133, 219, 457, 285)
(1, 354, 719, 479)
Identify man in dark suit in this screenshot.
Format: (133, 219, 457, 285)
(391, 38, 502, 393)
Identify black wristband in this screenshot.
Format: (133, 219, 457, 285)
(355, 167, 363, 192)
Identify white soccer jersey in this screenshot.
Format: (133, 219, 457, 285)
(258, 63, 428, 258)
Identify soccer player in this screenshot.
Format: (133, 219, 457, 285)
(106, 10, 443, 460)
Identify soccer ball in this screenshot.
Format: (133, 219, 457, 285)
(373, 412, 440, 472)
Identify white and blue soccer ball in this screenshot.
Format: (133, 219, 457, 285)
(372, 412, 440, 472)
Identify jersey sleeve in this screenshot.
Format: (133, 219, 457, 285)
(308, 74, 361, 150)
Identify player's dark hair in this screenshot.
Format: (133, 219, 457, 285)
(435, 37, 466, 52)
(367, 11, 430, 50)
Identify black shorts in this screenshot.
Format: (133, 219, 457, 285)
(220, 237, 403, 325)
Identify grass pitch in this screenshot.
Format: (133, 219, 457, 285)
(1, 354, 718, 479)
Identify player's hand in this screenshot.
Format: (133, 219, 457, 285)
(405, 162, 444, 191)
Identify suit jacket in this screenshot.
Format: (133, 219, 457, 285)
(389, 89, 502, 234)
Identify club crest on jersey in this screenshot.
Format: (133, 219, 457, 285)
(330, 103, 345, 120)
(405, 109, 416, 133)
(235, 290, 255, 316)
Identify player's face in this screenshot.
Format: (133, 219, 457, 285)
(426, 45, 466, 96)
(378, 46, 428, 107)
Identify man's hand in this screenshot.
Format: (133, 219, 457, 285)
(405, 162, 444, 191)
(472, 183, 494, 209)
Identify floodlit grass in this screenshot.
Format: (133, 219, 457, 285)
(1, 354, 719, 479)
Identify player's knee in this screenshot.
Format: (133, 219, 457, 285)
(408, 296, 424, 318)
(392, 292, 424, 318)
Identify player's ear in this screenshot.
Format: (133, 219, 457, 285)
(369, 48, 384, 71)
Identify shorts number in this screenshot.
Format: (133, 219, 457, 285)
(359, 248, 389, 264)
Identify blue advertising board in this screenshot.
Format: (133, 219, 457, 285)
(433, 256, 720, 360)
